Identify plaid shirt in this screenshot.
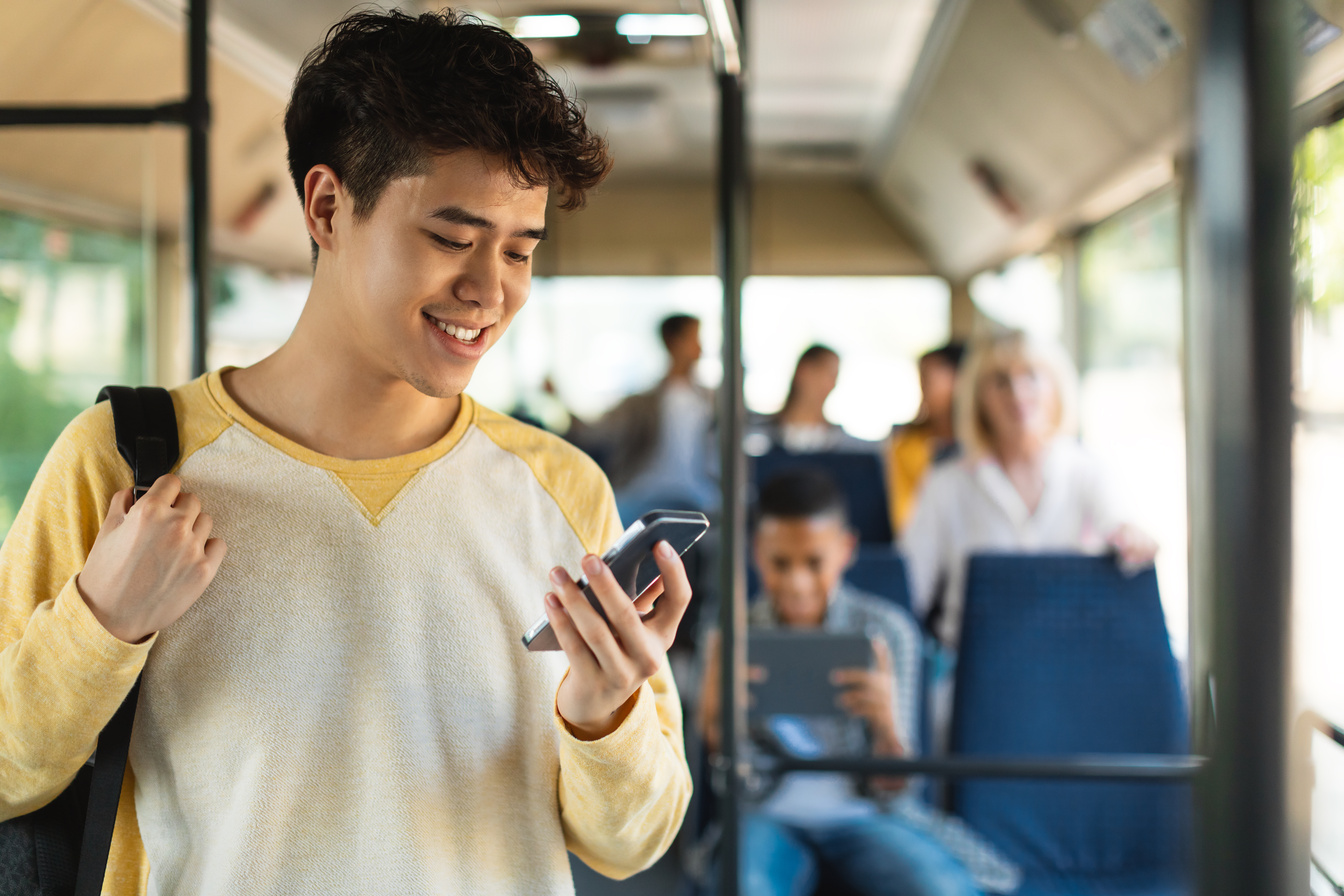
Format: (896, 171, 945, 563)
(746, 582, 1022, 895)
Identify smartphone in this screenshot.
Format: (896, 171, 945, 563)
(522, 509, 710, 651)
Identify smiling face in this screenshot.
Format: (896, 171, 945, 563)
(753, 514, 856, 628)
(319, 148, 549, 399)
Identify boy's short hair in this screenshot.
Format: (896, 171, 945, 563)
(756, 469, 849, 527)
(920, 341, 966, 370)
(284, 9, 611, 240)
(659, 314, 700, 348)
(796, 343, 838, 365)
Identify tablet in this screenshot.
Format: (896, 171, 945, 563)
(747, 629, 874, 717)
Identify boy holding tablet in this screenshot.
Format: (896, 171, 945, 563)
(698, 469, 1017, 896)
(0, 10, 691, 895)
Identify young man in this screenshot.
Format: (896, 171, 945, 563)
(697, 469, 1018, 896)
(0, 10, 691, 895)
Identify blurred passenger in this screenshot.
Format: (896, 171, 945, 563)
(754, 344, 875, 454)
(697, 470, 1020, 896)
(904, 329, 1158, 650)
(888, 342, 965, 535)
(568, 313, 718, 521)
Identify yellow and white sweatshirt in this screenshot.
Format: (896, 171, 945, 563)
(0, 371, 691, 896)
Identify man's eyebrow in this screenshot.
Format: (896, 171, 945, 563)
(428, 205, 547, 241)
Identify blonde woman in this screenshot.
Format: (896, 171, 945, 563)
(902, 330, 1158, 652)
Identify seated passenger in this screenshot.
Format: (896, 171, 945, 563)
(698, 470, 1020, 896)
(566, 313, 718, 521)
(753, 344, 875, 454)
(888, 342, 965, 535)
(902, 331, 1158, 751)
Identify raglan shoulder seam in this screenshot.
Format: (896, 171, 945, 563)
(168, 378, 234, 472)
(471, 403, 616, 555)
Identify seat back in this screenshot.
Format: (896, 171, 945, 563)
(751, 449, 893, 543)
(950, 554, 1191, 891)
(844, 544, 913, 611)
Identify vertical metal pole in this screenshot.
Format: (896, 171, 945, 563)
(187, 0, 211, 377)
(1189, 1, 1295, 894)
(714, 2, 748, 893)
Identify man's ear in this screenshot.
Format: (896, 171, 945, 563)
(303, 165, 344, 256)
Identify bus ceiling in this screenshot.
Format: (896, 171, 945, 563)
(1, 0, 1343, 282)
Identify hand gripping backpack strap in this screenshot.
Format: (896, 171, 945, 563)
(66, 387, 179, 896)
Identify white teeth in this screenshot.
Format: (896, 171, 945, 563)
(432, 318, 481, 343)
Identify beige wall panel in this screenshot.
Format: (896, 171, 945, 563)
(0, 0, 104, 101)
(752, 181, 929, 276)
(536, 182, 714, 276)
(0, 0, 308, 271)
(540, 179, 929, 277)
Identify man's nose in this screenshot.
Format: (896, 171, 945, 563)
(453, 249, 505, 308)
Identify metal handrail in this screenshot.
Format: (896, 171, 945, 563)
(1305, 710, 1344, 749)
(0, 103, 190, 127)
(757, 752, 1206, 781)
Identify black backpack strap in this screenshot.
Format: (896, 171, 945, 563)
(70, 386, 179, 896)
(96, 386, 179, 500)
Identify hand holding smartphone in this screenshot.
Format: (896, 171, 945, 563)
(522, 510, 709, 651)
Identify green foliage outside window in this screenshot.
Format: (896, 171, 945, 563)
(0, 208, 147, 540)
(1294, 116, 1344, 310)
(1077, 189, 1183, 370)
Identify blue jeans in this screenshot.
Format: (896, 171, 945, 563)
(740, 813, 982, 896)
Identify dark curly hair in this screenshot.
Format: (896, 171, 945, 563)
(284, 8, 611, 248)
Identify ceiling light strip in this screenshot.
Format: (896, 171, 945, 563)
(512, 15, 580, 39)
(616, 14, 709, 38)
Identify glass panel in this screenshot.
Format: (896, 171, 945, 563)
(1292, 116, 1344, 732)
(0, 207, 148, 539)
(207, 263, 311, 371)
(471, 276, 724, 429)
(742, 276, 950, 441)
(968, 254, 1064, 342)
(1311, 727, 1344, 891)
(470, 275, 950, 443)
(1075, 190, 1187, 654)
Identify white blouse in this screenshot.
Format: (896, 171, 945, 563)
(902, 438, 1127, 646)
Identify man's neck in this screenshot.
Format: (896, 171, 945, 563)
(224, 337, 461, 461)
(666, 360, 696, 382)
(778, 401, 827, 426)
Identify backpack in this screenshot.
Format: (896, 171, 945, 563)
(0, 386, 179, 896)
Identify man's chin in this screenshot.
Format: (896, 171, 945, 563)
(403, 367, 474, 401)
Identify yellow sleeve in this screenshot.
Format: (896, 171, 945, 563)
(0, 402, 155, 818)
(555, 658, 692, 879)
(554, 484, 691, 879)
(472, 406, 693, 876)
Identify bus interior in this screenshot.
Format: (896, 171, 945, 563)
(0, 1, 1340, 894)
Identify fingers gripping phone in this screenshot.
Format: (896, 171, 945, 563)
(522, 510, 710, 651)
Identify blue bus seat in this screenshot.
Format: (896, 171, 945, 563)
(950, 553, 1191, 896)
(751, 448, 893, 543)
(845, 544, 913, 612)
(745, 546, 911, 611)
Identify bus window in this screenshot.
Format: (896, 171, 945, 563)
(743, 275, 950, 441)
(1292, 116, 1344, 730)
(0, 206, 149, 540)
(1076, 190, 1187, 657)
